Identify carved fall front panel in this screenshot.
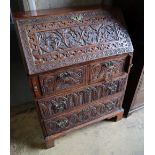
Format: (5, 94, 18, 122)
(43, 96, 123, 135)
(16, 9, 133, 74)
(38, 76, 127, 119)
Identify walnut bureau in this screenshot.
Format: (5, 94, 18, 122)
(13, 6, 134, 148)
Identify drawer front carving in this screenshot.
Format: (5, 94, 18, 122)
(90, 57, 126, 83)
(38, 76, 127, 119)
(39, 66, 86, 95)
(44, 96, 123, 135)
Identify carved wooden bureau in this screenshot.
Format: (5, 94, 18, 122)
(13, 6, 133, 148)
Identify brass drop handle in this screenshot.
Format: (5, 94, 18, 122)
(107, 84, 117, 91)
(53, 100, 67, 112)
(106, 101, 116, 111)
(56, 118, 68, 128)
(102, 61, 114, 68)
(57, 71, 72, 80)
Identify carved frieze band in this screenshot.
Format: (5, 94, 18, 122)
(28, 20, 131, 65)
(44, 96, 123, 135)
(38, 76, 127, 119)
(16, 9, 133, 74)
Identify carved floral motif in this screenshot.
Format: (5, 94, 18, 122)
(39, 66, 85, 95)
(16, 9, 133, 74)
(34, 23, 118, 54)
(91, 58, 126, 82)
(38, 76, 127, 119)
(44, 96, 123, 135)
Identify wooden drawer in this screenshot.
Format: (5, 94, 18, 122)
(32, 65, 87, 96)
(43, 95, 123, 136)
(90, 55, 128, 83)
(38, 75, 127, 119)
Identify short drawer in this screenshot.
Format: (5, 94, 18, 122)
(43, 95, 123, 136)
(38, 65, 87, 96)
(90, 55, 128, 83)
(37, 75, 127, 119)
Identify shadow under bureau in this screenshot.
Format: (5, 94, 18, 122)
(13, 6, 133, 148)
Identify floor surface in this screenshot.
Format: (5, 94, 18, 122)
(10, 108, 144, 155)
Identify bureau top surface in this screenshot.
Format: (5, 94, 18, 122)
(14, 6, 133, 75)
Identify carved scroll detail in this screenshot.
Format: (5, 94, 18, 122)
(16, 9, 133, 74)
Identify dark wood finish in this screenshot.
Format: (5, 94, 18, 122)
(13, 6, 133, 148)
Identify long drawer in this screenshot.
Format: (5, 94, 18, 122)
(43, 95, 123, 136)
(37, 74, 127, 119)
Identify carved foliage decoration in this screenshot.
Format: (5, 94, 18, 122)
(38, 76, 127, 119)
(91, 58, 126, 82)
(16, 9, 133, 74)
(44, 96, 123, 135)
(39, 66, 85, 95)
(34, 23, 118, 54)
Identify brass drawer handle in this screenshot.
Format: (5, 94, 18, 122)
(107, 84, 117, 92)
(53, 100, 67, 112)
(56, 118, 68, 128)
(106, 101, 116, 111)
(57, 71, 72, 80)
(102, 61, 114, 68)
(70, 14, 83, 22)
